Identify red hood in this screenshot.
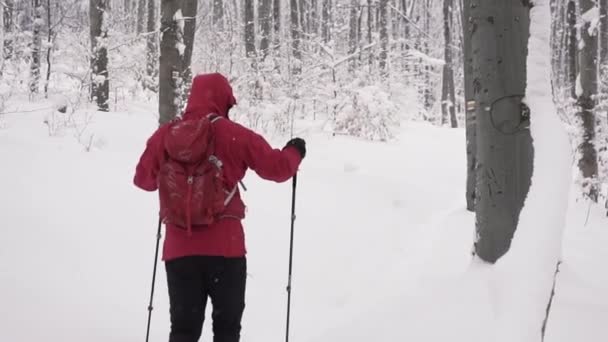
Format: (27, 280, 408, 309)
(183, 73, 237, 120)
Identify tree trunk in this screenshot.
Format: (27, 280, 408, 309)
(577, 0, 599, 200)
(567, 1, 576, 100)
(259, 0, 272, 60)
(159, 0, 198, 124)
(471, 0, 534, 263)
(348, 0, 359, 72)
(441, 0, 456, 127)
(273, 0, 281, 37)
(600, 0, 608, 70)
(137, 0, 146, 34)
(146, 0, 158, 91)
(30, 0, 42, 94)
(90, 0, 110, 112)
(463, 0, 476, 211)
(213, 0, 223, 28)
(321, 0, 331, 43)
(368, 0, 373, 70)
(379, 0, 389, 77)
(290, 0, 302, 75)
(310, 0, 318, 35)
(3, 0, 13, 61)
(44, 0, 52, 98)
(244, 0, 256, 62)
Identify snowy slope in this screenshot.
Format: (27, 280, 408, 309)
(0, 103, 606, 342)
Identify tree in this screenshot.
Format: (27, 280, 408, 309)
(90, 0, 110, 112)
(321, 0, 331, 43)
(2, 0, 14, 72)
(259, 0, 272, 60)
(567, 0, 577, 99)
(379, 0, 389, 76)
(273, 0, 281, 38)
(577, 0, 599, 200)
(348, 0, 359, 72)
(159, 0, 198, 124)
(137, 0, 146, 34)
(462, 0, 476, 211)
(30, 0, 43, 94)
(213, 0, 223, 27)
(44, 0, 52, 97)
(244, 0, 256, 61)
(146, 0, 158, 91)
(441, 0, 456, 127)
(600, 0, 608, 70)
(471, 0, 533, 263)
(290, 0, 302, 75)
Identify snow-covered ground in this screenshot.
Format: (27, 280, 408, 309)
(0, 101, 606, 342)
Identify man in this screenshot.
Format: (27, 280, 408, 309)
(134, 73, 306, 342)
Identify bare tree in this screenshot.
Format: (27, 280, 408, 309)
(348, 0, 359, 72)
(291, 0, 302, 75)
(577, 0, 599, 200)
(600, 0, 608, 70)
(137, 0, 146, 34)
(159, 0, 198, 124)
(567, 0, 577, 99)
(463, 0, 476, 211)
(90, 0, 110, 112)
(44, 0, 52, 97)
(244, 0, 256, 61)
(30, 0, 43, 94)
(472, 0, 533, 263)
(379, 0, 389, 76)
(146, 0, 158, 91)
(213, 0, 223, 28)
(259, 0, 272, 60)
(321, 0, 331, 43)
(441, 0, 456, 127)
(273, 0, 281, 38)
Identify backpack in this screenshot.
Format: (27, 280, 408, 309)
(158, 114, 237, 235)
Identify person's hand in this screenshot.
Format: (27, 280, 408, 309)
(285, 138, 306, 159)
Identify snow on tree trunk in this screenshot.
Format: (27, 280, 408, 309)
(471, 0, 533, 263)
(213, 0, 224, 28)
(379, 0, 389, 77)
(29, 0, 42, 95)
(244, 0, 256, 63)
(493, 2, 572, 341)
(568, 0, 577, 100)
(600, 0, 608, 68)
(146, 0, 158, 92)
(577, 0, 599, 200)
(3, 0, 12, 61)
(441, 0, 456, 128)
(290, 0, 302, 75)
(159, 0, 198, 125)
(137, 0, 146, 34)
(259, 0, 272, 60)
(90, 0, 110, 112)
(462, 0, 476, 212)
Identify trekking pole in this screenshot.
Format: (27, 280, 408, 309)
(285, 173, 297, 342)
(145, 217, 163, 342)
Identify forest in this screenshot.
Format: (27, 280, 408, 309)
(1, 1, 607, 342)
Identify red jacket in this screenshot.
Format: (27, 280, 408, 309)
(134, 73, 302, 260)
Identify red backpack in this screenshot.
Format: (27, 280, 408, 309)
(158, 115, 236, 235)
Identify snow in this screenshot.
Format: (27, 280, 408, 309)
(582, 7, 600, 36)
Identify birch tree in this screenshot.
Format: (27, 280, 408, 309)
(90, 0, 110, 112)
(577, 0, 599, 200)
(159, 0, 198, 124)
(471, 0, 533, 263)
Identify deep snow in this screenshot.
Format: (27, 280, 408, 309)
(0, 100, 606, 342)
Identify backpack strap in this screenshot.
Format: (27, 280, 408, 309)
(224, 185, 238, 206)
(208, 113, 223, 123)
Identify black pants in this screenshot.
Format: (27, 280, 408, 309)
(165, 256, 246, 342)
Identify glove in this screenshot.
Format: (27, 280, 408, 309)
(285, 137, 306, 159)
